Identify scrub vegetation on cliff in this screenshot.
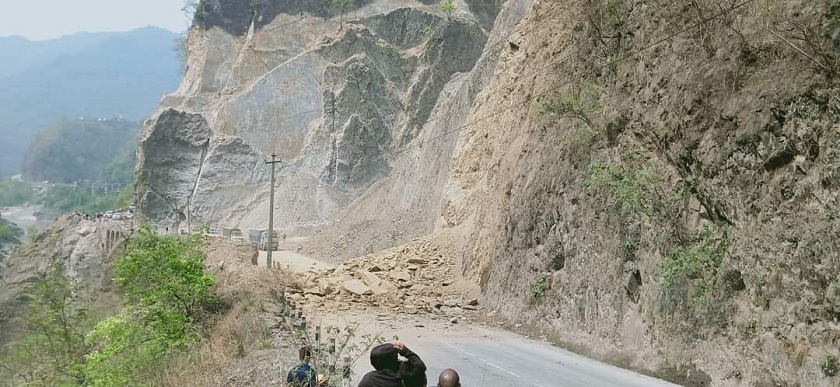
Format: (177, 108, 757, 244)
(0, 227, 219, 386)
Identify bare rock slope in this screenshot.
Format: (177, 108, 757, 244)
(138, 0, 840, 385)
(136, 0, 498, 236)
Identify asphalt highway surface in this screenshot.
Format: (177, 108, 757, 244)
(269, 250, 679, 387)
(344, 317, 680, 387)
(407, 337, 678, 387)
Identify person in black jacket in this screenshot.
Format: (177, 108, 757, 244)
(358, 342, 426, 387)
(400, 357, 427, 387)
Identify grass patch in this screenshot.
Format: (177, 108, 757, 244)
(585, 150, 661, 214)
(823, 354, 838, 377)
(659, 223, 729, 304)
(531, 277, 548, 300)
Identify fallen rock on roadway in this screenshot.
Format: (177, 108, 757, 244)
(281, 238, 480, 318)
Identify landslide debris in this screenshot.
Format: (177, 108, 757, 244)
(281, 235, 482, 321)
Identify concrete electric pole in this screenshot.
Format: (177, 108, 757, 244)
(265, 153, 281, 270)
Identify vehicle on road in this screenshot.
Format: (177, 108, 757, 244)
(248, 229, 279, 251)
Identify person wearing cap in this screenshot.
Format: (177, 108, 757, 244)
(358, 342, 426, 387)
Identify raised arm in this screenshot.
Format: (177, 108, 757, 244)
(395, 342, 427, 373)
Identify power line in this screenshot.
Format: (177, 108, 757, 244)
(468, 2, 570, 62)
(250, 0, 756, 161)
(423, 3, 572, 99)
(216, 4, 569, 146)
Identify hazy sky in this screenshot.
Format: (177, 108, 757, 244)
(0, 0, 187, 40)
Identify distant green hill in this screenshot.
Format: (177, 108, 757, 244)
(0, 27, 181, 178)
(0, 33, 110, 79)
(21, 118, 138, 184)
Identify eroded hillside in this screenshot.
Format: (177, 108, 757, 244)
(136, 0, 502, 236)
(445, 0, 840, 384)
(138, 0, 840, 385)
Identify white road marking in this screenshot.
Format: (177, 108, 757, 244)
(438, 339, 548, 387)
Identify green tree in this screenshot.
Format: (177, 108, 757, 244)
(100, 132, 138, 185)
(181, 0, 206, 20)
(440, 0, 456, 20)
(0, 265, 92, 385)
(83, 307, 182, 385)
(1, 228, 220, 386)
(37, 185, 126, 215)
(249, 0, 262, 17)
(81, 227, 218, 385)
(114, 184, 134, 208)
(114, 226, 217, 319)
(26, 225, 40, 243)
(585, 156, 659, 214)
(22, 118, 139, 184)
(174, 32, 189, 74)
(0, 223, 15, 241)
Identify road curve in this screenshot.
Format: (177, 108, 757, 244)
(343, 316, 678, 387)
(264, 250, 678, 387)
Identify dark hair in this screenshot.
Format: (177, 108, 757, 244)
(299, 346, 312, 361)
(370, 344, 399, 371)
(401, 362, 427, 387)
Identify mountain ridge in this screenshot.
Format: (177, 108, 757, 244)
(0, 26, 182, 179)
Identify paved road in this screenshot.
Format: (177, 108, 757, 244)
(257, 249, 335, 272)
(339, 316, 679, 387)
(272, 251, 678, 387)
(404, 337, 677, 387)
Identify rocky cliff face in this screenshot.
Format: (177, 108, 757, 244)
(0, 216, 128, 344)
(136, 0, 498, 234)
(443, 0, 840, 385)
(138, 0, 840, 385)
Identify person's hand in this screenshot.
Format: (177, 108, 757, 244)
(393, 341, 407, 354)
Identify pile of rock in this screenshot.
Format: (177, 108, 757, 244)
(283, 241, 480, 320)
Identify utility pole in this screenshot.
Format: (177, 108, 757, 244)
(265, 153, 281, 270)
